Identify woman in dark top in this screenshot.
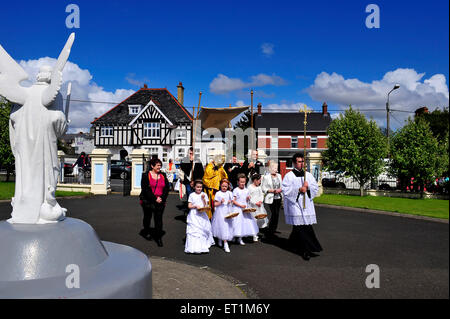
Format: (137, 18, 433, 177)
(139, 158, 170, 247)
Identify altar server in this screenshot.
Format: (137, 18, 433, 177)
(281, 153, 322, 260)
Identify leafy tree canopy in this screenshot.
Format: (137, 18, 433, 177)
(322, 106, 388, 196)
(389, 117, 443, 194)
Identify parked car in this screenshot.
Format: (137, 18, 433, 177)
(111, 160, 132, 180)
(63, 163, 73, 176)
(321, 178, 346, 189)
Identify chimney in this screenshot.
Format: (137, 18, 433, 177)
(257, 103, 262, 116)
(322, 102, 328, 115)
(143, 84, 148, 89)
(415, 106, 429, 118)
(177, 82, 184, 105)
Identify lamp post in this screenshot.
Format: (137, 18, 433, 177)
(386, 84, 400, 154)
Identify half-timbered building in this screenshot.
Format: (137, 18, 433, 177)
(91, 83, 193, 163)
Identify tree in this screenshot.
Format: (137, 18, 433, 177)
(0, 99, 15, 182)
(389, 118, 441, 197)
(322, 107, 388, 196)
(234, 110, 252, 130)
(416, 107, 449, 142)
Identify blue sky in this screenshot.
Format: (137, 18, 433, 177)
(0, 0, 448, 131)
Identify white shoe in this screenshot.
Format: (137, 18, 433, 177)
(253, 235, 259, 242)
(239, 239, 245, 246)
(224, 242, 230, 253)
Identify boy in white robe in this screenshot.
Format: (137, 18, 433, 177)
(282, 153, 323, 260)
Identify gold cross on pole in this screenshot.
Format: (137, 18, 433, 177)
(299, 104, 312, 207)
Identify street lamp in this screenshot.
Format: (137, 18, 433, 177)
(386, 84, 400, 153)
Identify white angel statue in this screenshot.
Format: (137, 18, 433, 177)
(0, 33, 75, 224)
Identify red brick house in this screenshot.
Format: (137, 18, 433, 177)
(254, 102, 332, 179)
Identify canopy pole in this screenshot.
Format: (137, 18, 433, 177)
(250, 89, 254, 152)
(191, 92, 202, 181)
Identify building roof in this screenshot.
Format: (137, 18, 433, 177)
(91, 88, 192, 125)
(254, 112, 332, 133)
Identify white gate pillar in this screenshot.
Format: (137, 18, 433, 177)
(130, 149, 150, 196)
(90, 148, 112, 195)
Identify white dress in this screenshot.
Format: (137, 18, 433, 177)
(211, 191, 235, 241)
(232, 187, 259, 237)
(185, 192, 215, 253)
(248, 184, 269, 229)
(281, 171, 319, 225)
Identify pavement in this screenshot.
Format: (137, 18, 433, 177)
(0, 193, 448, 299)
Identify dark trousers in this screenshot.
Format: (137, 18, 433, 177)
(289, 225, 323, 254)
(142, 201, 165, 239)
(267, 198, 282, 233)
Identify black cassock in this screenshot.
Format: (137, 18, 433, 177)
(288, 168, 323, 258)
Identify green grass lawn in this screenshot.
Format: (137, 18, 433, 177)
(0, 182, 89, 200)
(314, 194, 449, 219)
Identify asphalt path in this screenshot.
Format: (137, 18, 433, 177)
(0, 194, 448, 298)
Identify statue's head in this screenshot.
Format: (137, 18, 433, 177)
(36, 66, 52, 84)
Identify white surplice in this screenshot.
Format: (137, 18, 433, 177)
(248, 184, 269, 229)
(281, 171, 319, 225)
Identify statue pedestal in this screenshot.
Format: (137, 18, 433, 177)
(0, 218, 151, 298)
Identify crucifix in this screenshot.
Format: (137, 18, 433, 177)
(300, 104, 312, 207)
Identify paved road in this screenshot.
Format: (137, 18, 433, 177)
(0, 194, 448, 298)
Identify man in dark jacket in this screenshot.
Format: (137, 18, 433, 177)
(73, 152, 90, 184)
(223, 155, 241, 189)
(179, 147, 204, 199)
(242, 150, 263, 182)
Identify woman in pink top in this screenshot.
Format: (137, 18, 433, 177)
(139, 158, 170, 247)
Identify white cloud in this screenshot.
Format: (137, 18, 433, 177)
(254, 90, 276, 99)
(125, 73, 150, 87)
(261, 43, 274, 57)
(235, 100, 246, 107)
(306, 68, 449, 128)
(210, 73, 286, 94)
(264, 102, 307, 112)
(18, 57, 135, 133)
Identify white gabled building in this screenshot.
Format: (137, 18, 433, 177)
(91, 83, 193, 163)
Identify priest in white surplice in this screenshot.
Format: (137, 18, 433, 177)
(282, 153, 322, 260)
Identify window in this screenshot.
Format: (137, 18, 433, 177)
(273, 137, 278, 149)
(291, 137, 298, 148)
(175, 129, 187, 143)
(143, 122, 160, 138)
(311, 137, 318, 148)
(100, 126, 113, 137)
(162, 148, 169, 163)
(195, 148, 200, 159)
(177, 148, 186, 159)
(129, 105, 141, 115)
(148, 147, 159, 158)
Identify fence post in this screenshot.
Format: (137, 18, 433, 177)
(90, 148, 112, 195)
(130, 149, 150, 196)
(58, 151, 65, 183)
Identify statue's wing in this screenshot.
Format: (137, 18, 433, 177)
(42, 33, 75, 107)
(0, 44, 29, 105)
